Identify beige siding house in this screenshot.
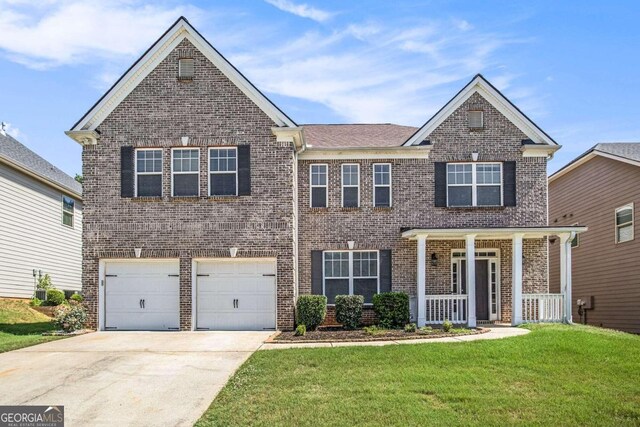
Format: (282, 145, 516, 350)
(0, 131, 82, 298)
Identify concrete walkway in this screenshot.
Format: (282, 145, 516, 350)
(260, 326, 529, 349)
(0, 331, 272, 427)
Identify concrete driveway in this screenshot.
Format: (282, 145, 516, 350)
(0, 331, 272, 426)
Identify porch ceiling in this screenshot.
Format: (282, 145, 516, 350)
(401, 226, 587, 240)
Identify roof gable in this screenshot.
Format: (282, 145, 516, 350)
(69, 17, 295, 136)
(403, 74, 557, 146)
(549, 143, 640, 183)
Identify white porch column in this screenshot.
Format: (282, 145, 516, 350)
(416, 235, 427, 327)
(465, 234, 476, 328)
(559, 233, 574, 323)
(511, 233, 524, 326)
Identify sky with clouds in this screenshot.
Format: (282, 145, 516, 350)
(0, 0, 639, 176)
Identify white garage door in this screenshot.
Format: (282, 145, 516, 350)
(196, 259, 276, 330)
(104, 260, 180, 331)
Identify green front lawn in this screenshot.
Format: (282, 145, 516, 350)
(198, 324, 640, 426)
(0, 299, 61, 353)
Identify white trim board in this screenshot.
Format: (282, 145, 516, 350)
(69, 17, 295, 141)
(403, 74, 557, 147)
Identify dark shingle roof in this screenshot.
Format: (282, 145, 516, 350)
(302, 124, 419, 148)
(592, 143, 640, 162)
(0, 132, 82, 196)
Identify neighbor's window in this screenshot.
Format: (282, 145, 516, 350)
(615, 204, 634, 243)
(62, 196, 74, 227)
(310, 164, 328, 207)
(209, 147, 237, 196)
(341, 164, 359, 207)
(135, 149, 162, 197)
(373, 163, 391, 207)
(172, 149, 199, 197)
(447, 162, 502, 207)
(323, 251, 378, 304)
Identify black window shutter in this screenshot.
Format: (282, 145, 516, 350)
(503, 161, 516, 206)
(311, 251, 323, 295)
(434, 162, 447, 207)
(379, 250, 392, 293)
(121, 146, 134, 198)
(237, 145, 251, 196)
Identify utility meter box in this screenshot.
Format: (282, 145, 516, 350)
(576, 296, 594, 309)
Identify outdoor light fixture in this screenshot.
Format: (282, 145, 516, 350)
(134, 248, 142, 258)
(181, 136, 189, 146)
(347, 241, 355, 250)
(430, 253, 438, 266)
(229, 247, 238, 258)
(471, 151, 479, 161)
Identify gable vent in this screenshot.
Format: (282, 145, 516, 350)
(178, 58, 195, 80)
(469, 111, 483, 129)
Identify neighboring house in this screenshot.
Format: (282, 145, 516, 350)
(66, 17, 583, 331)
(549, 143, 640, 333)
(0, 130, 82, 298)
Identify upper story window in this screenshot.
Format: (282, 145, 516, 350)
(209, 147, 237, 196)
(323, 250, 379, 304)
(135, 149, 162, 197)
(447, 162, 502, 207)
(469, 111, 484, 129)
(615, 204, 634, 243)
(310, 164, 328, 207)
(62, 196, 75, 227)
(373, 163, 391, 207)
(341, 164, 359, 208)
(178, 58, 194, 80)
(172, 149, 199, 197)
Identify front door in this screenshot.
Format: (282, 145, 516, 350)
(460, 259, 490, 321)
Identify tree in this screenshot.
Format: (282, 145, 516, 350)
(74, 174, 84, 184)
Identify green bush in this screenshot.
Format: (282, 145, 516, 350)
(295, 324, 306, 336)
(404, 323, 417, 333)
(419, 326, 433, 334)
(296, 295, 327, 331)
(372, 292, 410, 329)
(70, 293, 84, 303)
(29, 297, 42, 307)
(443, 320, 453, 332)
(37, 273, 53, 290)
(335, 295, 363, 330)
(363, 325, 386, 336)
(44, 288, 65, 306)
(53, 304, 88, 332)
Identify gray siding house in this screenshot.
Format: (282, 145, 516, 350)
(0, 131, 82, 298)
(66, 17, 583, 331)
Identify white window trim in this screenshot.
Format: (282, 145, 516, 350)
(309, 163, 328, 208)
(171, 148, 200, 197)
(446, 162, 503, 207)
(615, 203, 634, 244)
(450, 248, 500, 321)
(134, 148, 163, 197)
(208, 147, 238, 197)
(322, 250, 380, 305)
(373, 163, 392, 207)
(341, 163, 360, 208)
(61, 195, 75, 228)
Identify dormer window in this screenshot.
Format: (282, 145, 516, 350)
(178, 58, 194, 80)
(469, 111, 483, 129)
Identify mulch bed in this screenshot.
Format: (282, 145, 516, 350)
(42, 329, 93, 337)
(269, 326, 488, 343)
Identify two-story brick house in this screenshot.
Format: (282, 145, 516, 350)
(66, 17, 584, 331)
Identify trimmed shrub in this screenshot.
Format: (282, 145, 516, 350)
(53, 304, 88, 332)
(295, 324, 306, 336)
(373, 292, 410, 329)
(443, 320, 453, 333)
(37, 273, 53, 290)
(296, 295, 327, 330)
(29, 297, 42, 307)
(70, 293, 84, 303)
(404, 323, 417, 333)
(44, 288, 65, 306)
(363, 325, 386, 336)
(335, 295, 363, 330)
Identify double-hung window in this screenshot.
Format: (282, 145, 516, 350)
(373, 163, 391, 207)
(341, 164, 359, 207)
(209, 148, 237, 196)
(615, 204, 634, 243)
(310, 164, 328, 207)
(135, 149, 162, 197)
(62, 196, 75, 227)
(172, 148, 199, 196)
(323, 251, 379, 304)
(447, 162, 502, 207)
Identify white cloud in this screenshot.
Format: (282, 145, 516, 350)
(2, 122, 22, 139)
(264, 0, 333, 22)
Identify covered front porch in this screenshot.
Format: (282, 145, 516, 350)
(402, 227, 586, 327)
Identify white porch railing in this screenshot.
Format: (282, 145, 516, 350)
(522, 293, 564, 323)
(425, 294, 468, 324)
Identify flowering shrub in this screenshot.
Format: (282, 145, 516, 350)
(53, 304, 88, 332)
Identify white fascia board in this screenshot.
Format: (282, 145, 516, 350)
(71, 18, 295, 134)
(0, 155, 82, 199)
(272, 127, 305, 151)
(521, 144, 561, 159)
(549, 150, 640, 183)
(402, 226, 588, 240)
(298, 146, 431, 160)
(404, 76, 557, 147)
